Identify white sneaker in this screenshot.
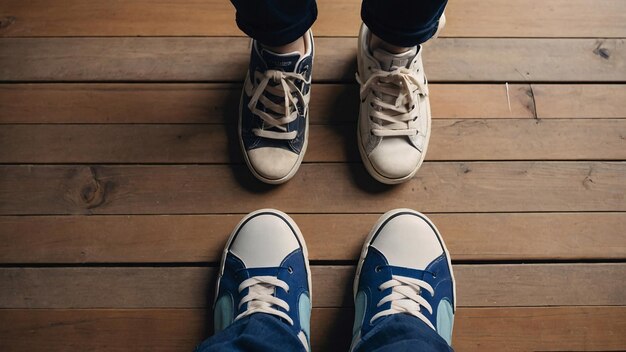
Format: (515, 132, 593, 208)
(356, 24, 431, 184)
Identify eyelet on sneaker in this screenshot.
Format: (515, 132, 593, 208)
(375, 265, 382, 273)
(287, 266, 294, 274)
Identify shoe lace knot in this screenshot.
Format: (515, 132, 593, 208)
(371, 273, 435, 330)
(235, 274, 294, 325)
(357, 67, 428, 137)
(248, 69, 309, 141)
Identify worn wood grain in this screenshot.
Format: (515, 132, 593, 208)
(534, 84, 626, 118)
(3, 83, 623, 123)
(452, 306, 626, 351)
(1, 38, 623, 82)
(1, 163, 623, 215)
(1, 213, 624, 263)
(1, 265, 624, 308)
(1, 119, 624, 163)
(0, 83, 535, 124)
(0, 307, 624, 352)
(0, 0, 624, 38)
(0, 1, 624, 351)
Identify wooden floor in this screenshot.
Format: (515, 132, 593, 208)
(1, 1, 625, 351)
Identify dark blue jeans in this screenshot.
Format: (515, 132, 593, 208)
(230, 0, 447, 47)
(195, 313, 453, 352)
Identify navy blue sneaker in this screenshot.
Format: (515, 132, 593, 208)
(352, 209, 456, 350)
(239, 31, 314, 184)
(214, 209, 312, 350)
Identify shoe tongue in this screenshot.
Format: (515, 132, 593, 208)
(372, 46, 418, 71)
(261, 48, 302, 72)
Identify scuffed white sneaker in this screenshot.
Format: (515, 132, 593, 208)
(356, 24, 431, 184)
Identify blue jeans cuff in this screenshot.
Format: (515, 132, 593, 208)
(361, 7, 442, 47)
(236, 2, 317, 47)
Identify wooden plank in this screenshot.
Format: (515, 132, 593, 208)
(0, 213, 624, 262)
(6, 84, 625, 123)
(1, 119, 624, 163)
(0, 307, 624, 351)
(443, 0, 626, 39)
(534, 84, 626, 118)
(425, 38, 626, 83)
(0, 163, 624, 215)
(0, 83, 626, 124)
(453, 306, 626, 351)
(1, 213, 624, 263)
(1, 38, 623, 82)
(5, 84, 622, 123)
(429, 119, 626, 161)
(0, 0, 624, 38)
(0, 83, 245, 124)
(0, 309, 209, 352)
(0, 83, 535, 124)
(1, 265, 624, 308)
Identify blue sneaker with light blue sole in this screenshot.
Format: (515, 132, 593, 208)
(351, 209, 456, 350)
(214, 209, 312, 351)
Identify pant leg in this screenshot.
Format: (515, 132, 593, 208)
(361, 0, 447, 47)
(354, 314, 454, 352)
(230, 0, 317, 46)
(194, 314, 306, 352)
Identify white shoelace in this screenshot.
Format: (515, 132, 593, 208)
(357, 67, 428, 137)
(371, 274, 435, 330)
(248, 69, 309, 140)
(235, 275, 293, 325)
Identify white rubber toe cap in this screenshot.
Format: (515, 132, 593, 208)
(368, 138, 421, 180)
(230, 211, 300, 268)
(247, 147, 299, 182)
(371, 211, 443, 270)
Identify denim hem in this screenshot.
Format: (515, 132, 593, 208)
(236, 2, 317, 47)
(354, 314, 454, 352)
(361, 7, 441, 47)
